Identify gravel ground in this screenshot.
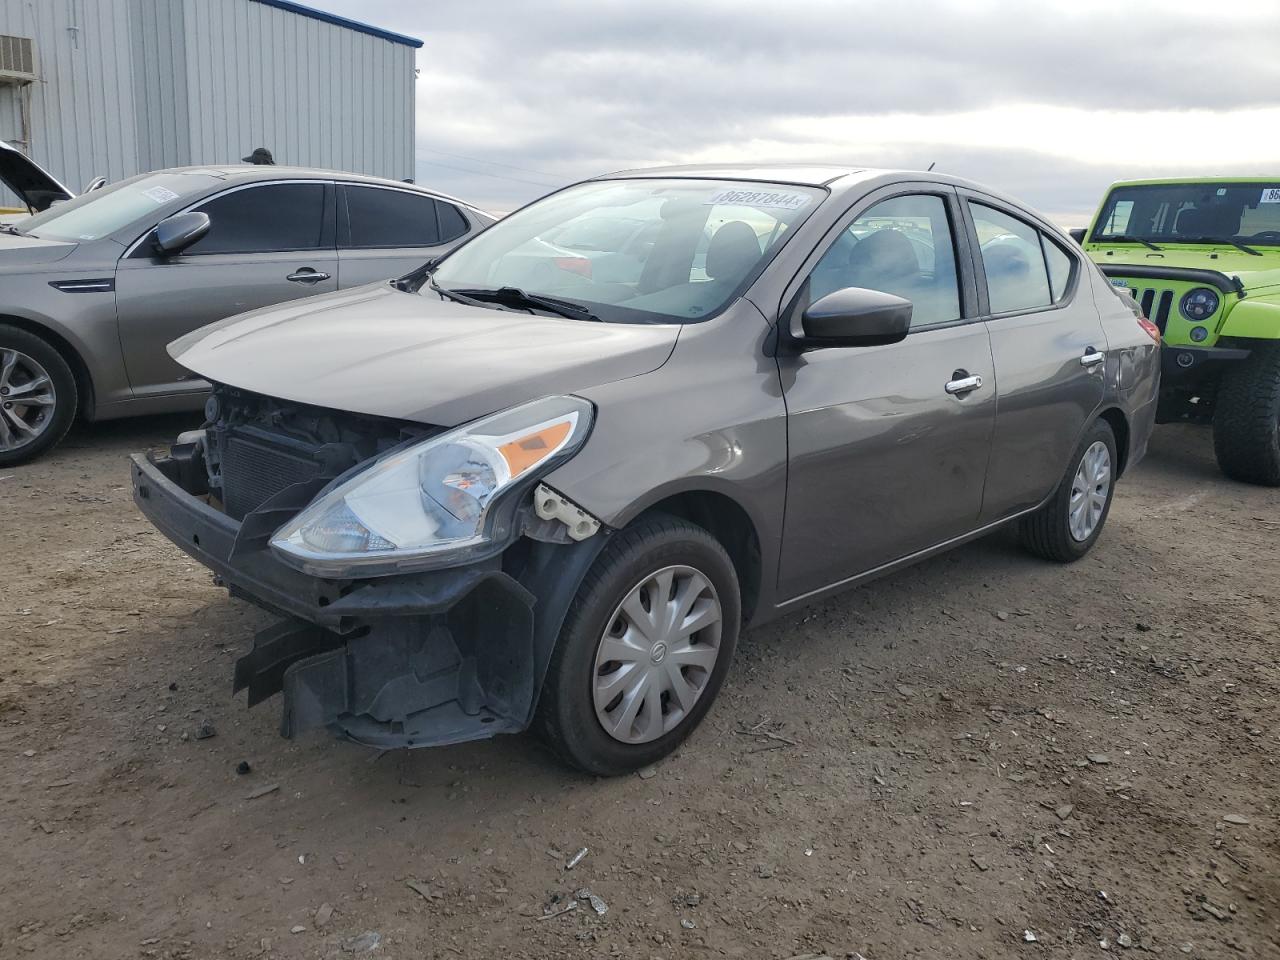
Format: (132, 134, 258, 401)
(1, 415, 1277, 960)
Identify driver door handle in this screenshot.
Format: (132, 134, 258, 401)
(945, 372, 984, 396)
(287, 268, 330, 284)
(1080, 347, 1105, 367)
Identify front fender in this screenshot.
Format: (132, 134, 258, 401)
(1220, 297, 1280, 340)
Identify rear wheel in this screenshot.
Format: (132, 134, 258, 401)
(0, 325, 77, 467)
(1213, 344, 1280, 486)
(1019, 419, 1117, 562)
(535, 514, 740, 776)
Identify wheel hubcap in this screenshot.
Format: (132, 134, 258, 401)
(592, 564, 723, 745)
(0, 348, 56, 452)
(1068, 440, 1111, 542)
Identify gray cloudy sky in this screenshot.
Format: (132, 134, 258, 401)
(323, 0, 1280, 224)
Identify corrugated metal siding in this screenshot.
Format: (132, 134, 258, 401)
(0, 0, 140, 194)
(130, 0, 190, 171)
(0, 0, 415, 207)
(183, 0, 415, 179)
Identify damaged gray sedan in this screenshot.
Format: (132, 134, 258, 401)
(132, 164, 1159, 775)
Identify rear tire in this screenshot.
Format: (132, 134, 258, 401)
(1019, 419, 1118, 563)
(535, 514, 740, 776)
(1212, 344, 1280, 486)
(0, 324, 77, 467)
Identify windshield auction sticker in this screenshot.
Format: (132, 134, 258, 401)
(1260, 187, 1280, 204)
(142, 185, 180, 204)
(705, 188, 811, 211)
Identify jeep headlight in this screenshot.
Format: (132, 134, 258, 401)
(271, 396, 593, 576)
(1179, 287, 1219, 322)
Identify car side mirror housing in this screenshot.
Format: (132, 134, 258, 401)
(152, 211, 210, 258)
(1068, 228, 1087, 244)
(798, 287, 913, 348)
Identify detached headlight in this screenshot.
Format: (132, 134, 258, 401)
(1179, 287, 1219, 322)
(271, 395, 593, 576)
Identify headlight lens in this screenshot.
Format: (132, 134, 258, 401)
(271, 395, 593, 576)
(1179, 287, 1219, 322)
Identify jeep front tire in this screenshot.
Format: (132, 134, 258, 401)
(1213, 344, 1280, 486)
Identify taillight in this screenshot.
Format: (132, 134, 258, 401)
(1137, 316, 1161, 343)
(554, 257, 592, 279)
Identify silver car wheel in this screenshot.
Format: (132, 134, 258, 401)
(1068, 440, 1111, 542)
(592, 564, 723, 745)
(0, 348, 57, 453)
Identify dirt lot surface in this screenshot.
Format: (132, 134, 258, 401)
(2, 415, 1277, 960)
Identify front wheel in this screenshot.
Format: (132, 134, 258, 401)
(1213, 344, 1280, 486)
(1019, 419, 1118, 562)
(0, 325, 78, 467)
(535, 514, 741, 776)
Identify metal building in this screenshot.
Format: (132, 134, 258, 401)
(0, 0, 420, 202)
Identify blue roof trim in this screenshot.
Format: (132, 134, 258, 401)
(250, 0, 424, 48)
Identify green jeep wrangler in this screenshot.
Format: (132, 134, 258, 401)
(1073, 178, 1280, 485)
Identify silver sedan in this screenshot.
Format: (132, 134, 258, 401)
(0, 163, 493, 464)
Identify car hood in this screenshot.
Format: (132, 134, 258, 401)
(0, 141, 73, 212)
(0, 229, 78, 267)
(169, 282, 681, 426)
(1088, 246, 1280, 292)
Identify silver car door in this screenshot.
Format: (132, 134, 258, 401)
(114, 180, 337, 396)
(959, 194, 1108, 522)
(336, 184, 474, 287)
(776, 186, 997, 601)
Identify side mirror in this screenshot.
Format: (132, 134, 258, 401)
(1068, 228, 1087, 244)
(798, 287, 912, 348)
(152, 211, 210, 258)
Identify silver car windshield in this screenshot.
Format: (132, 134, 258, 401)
(430, 178, 825, 323)
(16, 172, 217, 242)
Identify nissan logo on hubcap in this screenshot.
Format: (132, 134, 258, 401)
(650, 641, 668, 663)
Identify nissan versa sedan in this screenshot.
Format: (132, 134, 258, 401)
(131, 165, 1160, 775)
(0, 165, 493, 464)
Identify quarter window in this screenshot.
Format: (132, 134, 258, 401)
(807, 193, 961, 329)
(970, 203, 1052, 313)
(344, 185, 444, 248)
(187, 182, 327, 255)
(437, 201, 469, 243)
(1042, 234, 1074, 302)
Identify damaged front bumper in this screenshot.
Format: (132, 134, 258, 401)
(131, 452, 543, 749)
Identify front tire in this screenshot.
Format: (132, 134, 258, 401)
(0, 325, 77, 467)
(1213, 344, 1280, 486)
(1019, 418, 1118, 562)
(535, 514, 741, 776)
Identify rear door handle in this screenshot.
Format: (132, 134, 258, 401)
(1080, 348, 1105, 367)
(945, 373, 984, 396)
(287, 268, 330, 284)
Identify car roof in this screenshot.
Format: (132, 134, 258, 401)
(1105, 177, 1280, 188)
(154, 164, 490, 216)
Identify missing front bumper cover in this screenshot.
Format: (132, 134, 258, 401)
(132, 452, 540, 749)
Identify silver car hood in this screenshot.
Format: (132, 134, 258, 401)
(169, 282, 681, 426)
(0, 230, 78, 267)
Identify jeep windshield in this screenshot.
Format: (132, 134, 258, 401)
(1091, 181, 1280, 247)
(14, 171, 218, 242)
(428, 178, 824, 324)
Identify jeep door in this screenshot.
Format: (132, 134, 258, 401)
(959, 195, 1108, 521)
(114, 180, 337, 396)
(336, 183, 474, 287)
(776, 186, 996, 600)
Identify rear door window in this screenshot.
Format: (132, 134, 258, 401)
(344, 185, 443, 248)
(188, 182, 328, 255)
(969, 203, 1052, 314)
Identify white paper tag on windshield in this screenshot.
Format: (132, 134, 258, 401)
(142, 185, 180, 204)
(1260, 187, 1280, 203)
(706, 188, 810, 211)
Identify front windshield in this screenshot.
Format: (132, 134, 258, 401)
(429, 178, 825, 323)
(1092, 182, 1280, 246)
(16, 172, 216, 242)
